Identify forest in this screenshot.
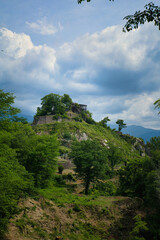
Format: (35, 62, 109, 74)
(0, 89, 160, 240)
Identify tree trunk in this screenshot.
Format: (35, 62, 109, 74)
(85, 180, 90, 195)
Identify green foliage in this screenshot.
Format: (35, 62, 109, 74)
(80, 110, 95, 124)
(78, 1, 160, 32)
(91, 181, 117, 196)
(1, 122, 59, 188)
(147, 136, 160, 168)
(11, 115, 28, 124)
(0, 145, 34, 236)
(0, 89, 20, 120)
(63, 131, 72, 140)
(73, 204, 81, 212)
(73, 116, 82, 122)
(61, 93, 72, 111)
(108, 144, 122, 172)
(35, 93, 72, 117)
(0, 90, 60, 236)
(54, 175, 65, 185)
(118, 155, 160, 217)
(33, 120, 135, 160)
(70, 139, 108, 194)
(19, 134, 59, 188)
(129, 214, 148, 240)
(99, 116, 111, 127)
(116, 119, 127, 132)
(154, 98, 160, 114)
(123, 3, 160, 32)
(0, 89, 25, 129)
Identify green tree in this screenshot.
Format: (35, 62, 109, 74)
(78, 1, 160, 32)
(129, 214, 148, 240)
(108, 144, 121, 173)
(36, 93, 64, 116)
(154, 98, 160, 114)
(146, 136, 160, 168)
(35, 93, 73, 117)
(0, 89, 20, 122)
(10, 124, 59, 188)
(61, 94, 72, 111)
(70, 139, 108, 194)
(118, 157, 157, 200)
(99, 116, 110, 127)
(116, 119, 126, 132)
(0, 134, 34, 236)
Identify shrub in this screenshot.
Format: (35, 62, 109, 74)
(63, 131, 71, 140)
(91, 181, 117, 196)
(54, 175, 65, 185)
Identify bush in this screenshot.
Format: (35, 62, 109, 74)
(63, 131, 71, 140)
(73, 116, 82, 122)
(54, 175, 65, 185)
(73, 204, 81, 212)
(91, 181, 117, 196)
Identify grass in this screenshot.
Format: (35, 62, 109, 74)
(38, 185, 125, 208)
(33, 121, 140, 159)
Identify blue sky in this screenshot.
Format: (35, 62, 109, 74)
(0, 0, 160, 129)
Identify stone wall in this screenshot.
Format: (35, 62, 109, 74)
(32, 112, 79, 125)
(32, 115, 58, 125)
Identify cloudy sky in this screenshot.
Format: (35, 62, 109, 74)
(0, 0, 160, 129)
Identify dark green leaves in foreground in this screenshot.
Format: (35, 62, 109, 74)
(0, 90, 59, 236)
(77, 1, 160, 32)
(123, 3, 160, 32)
(154, 98, 160, 114)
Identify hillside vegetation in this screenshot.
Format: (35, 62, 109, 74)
(1, 90, 160, 240)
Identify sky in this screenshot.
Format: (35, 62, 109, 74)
(0, 0, 160, 129)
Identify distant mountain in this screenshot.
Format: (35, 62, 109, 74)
(108, 124, 160, 143)
(122, 125, 160, 143)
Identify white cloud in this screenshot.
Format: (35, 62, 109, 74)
(26, 18, 57, 35)
(0, 28, 57, 89)
(0, 25, 160, 129)
(58, 23, 160, 71)
(0, 28, 33, 58)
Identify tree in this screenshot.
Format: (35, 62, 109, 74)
(123, 3, 160, 32)
(10, 124, 59, 188)
(118, 157, 155, 199)
(70, 139, 108, 194)
(99, 116, 110, 127)
(0, 127, 34, 237)
(36, 93, 64, 116)
(108, 144, 121, 172)
(77, 1, 160, 32)
(35, 93, 73, 117)
(0, 89, 20, 122)
(61, 94, 72, 111)
(116, 119, 126, 132)
(154, 98, 160, 114)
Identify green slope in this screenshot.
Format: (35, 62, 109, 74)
(32, 121, 141, 159)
